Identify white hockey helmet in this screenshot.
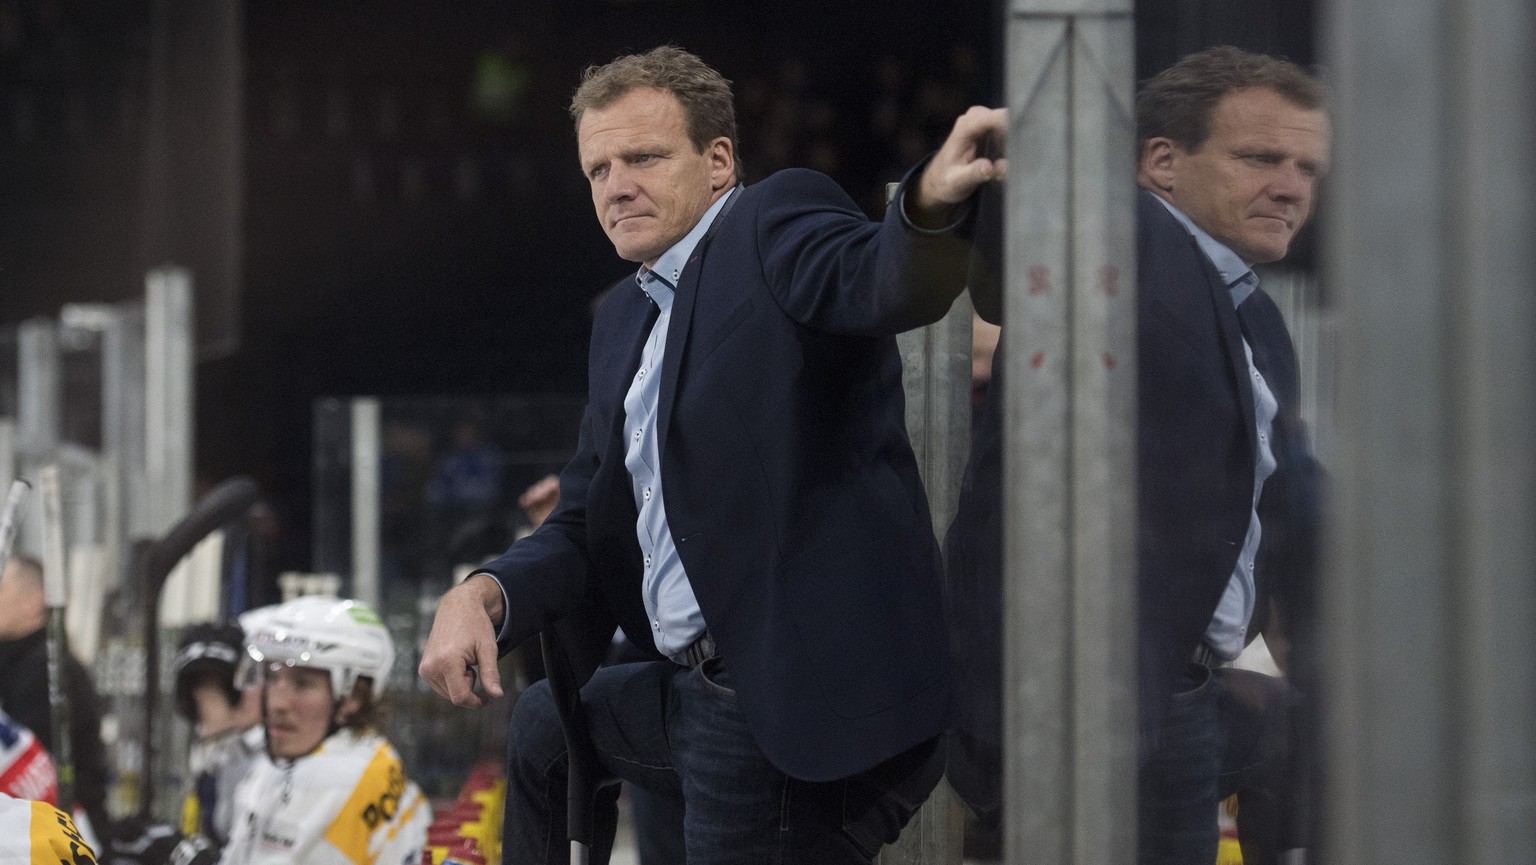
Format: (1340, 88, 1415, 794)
(243, 596, 396, 699)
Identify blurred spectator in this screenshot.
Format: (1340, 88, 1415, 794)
(0, 555, 112, 839)
(426, 417, 505, 513)
(516, 473, 560, 535)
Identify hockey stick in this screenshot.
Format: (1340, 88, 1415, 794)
(138, 475, 260, 817)
(38, 466, 75, 811)
(540, 628, 597, 865)
(0, 478, 29, 566)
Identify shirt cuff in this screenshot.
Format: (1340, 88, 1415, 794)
(467, 570, 514, 645)
(895, 175, 972, 236)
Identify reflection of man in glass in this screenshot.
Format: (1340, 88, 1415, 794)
(1134, 46, 1328, 864)
(947, 45, 1328, 865)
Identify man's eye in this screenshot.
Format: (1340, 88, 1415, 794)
(634, 154, 653, 164)
(590, 166, 607, 180)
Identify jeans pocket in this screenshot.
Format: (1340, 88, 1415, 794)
(696, 657, 738, 701)
(1171, 662, 1213, 701)
(839, 737, 944, 857)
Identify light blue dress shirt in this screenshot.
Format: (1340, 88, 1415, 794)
(624, 189, 736, 661)
(1155, 197, 1280, 660)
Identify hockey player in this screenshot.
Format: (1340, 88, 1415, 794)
(171, 613, 267, 846)
(0, 791, 99, 864)
(112, 596, 432, 865)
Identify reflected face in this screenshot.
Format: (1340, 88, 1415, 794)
(1143, 87, 1331, 265)
(262, 666, 337, 759)
(578, 87, 734, 268)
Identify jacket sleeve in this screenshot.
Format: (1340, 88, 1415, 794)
(753, 163, 979, 336)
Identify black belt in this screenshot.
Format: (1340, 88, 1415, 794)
(1191, 643, 1227, 668)
(678, 631, 717, 668)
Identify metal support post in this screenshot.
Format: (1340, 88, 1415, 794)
(1004, 2, 1136, 862)
(145, 267, 193, 537)
(17, 317, 60, 558)
(351, 397, 381, 610)
(0, 420, 14, 492)
(888, 287, 974, 864)
(103, 303, 149, 553)
(1324, 0, 1536, 863)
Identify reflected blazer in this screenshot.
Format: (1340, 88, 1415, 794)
(1135, 188, 1321, 748)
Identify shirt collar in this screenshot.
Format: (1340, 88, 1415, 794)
(636, 187, 737, 293)
(1153, 196, 1259, 308)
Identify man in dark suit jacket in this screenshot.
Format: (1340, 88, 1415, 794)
(418, 46, 1006, 864)
(1133, 47, 1329, 864)
(945, 47, 1328, 864)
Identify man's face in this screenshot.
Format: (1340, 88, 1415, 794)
(1142, 87, 1331, 265)
(578, 87, 734, 268)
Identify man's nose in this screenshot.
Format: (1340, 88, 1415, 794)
(603, 165, 636, 202)
(1269, 162, 1311, 201)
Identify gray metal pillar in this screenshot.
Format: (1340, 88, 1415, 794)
(888, 292, 975, 865)
(1004, 1, 1137, 862)
(103, 303, 148, 582)
(145, 267, 193, 536)
(1324, 0, 1536, 863)
(17, 318, 59, 459)
(0, 420, 14, 494)
(17, 317, 60, 558)
(351, 397, 382, 610)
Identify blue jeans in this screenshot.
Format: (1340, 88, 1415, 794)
(1138, 664, 1306, 865)
(504, 660, 942, 865)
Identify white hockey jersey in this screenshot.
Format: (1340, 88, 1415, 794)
(220, 728, 430, 865)
(183, 725, 264, 844)
(0, 792, 98, 864)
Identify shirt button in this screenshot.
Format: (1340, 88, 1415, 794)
(643, 487, 652, 501)
(634, 429, 643, 441)
(653, 622, 660, 631)
(638, 369, 646, 379)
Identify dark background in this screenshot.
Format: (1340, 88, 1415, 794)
(0, 0, 1312, 575)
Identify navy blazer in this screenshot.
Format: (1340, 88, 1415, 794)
(944, 188, 1321, 773)
(478, 166, 975, 782)
(1135, 188, 1319, 749)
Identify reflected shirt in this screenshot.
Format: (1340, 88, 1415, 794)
(1155, 197, 1280, 659)
(624, 189, 735, 661)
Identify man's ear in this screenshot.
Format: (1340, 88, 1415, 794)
(1138, 137, 1177, 194)
(708, 136, 735, 189)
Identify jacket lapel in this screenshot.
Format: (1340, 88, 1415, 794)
(1202, 245, 1258, 455)
(655, 185, 743, 451)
